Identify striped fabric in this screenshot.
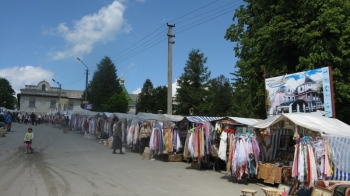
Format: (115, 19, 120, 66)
(185, 116, 224, 123)
(331, 168, 350, 181)
(260, 129, 289, 162)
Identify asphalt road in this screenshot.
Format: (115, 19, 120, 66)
(0, 123, 267, 196)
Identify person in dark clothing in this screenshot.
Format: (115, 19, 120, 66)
(30, 112, 36, 126)
(63, 116, 70, 132)
(210, 140, 224, 172)
(112, 121, 124, 154)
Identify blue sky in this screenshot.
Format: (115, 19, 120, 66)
(0, 0, 242, 96)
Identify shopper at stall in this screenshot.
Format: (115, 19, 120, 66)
(210, 140, 224, 172)
(112, 121, 124, 154)
(138, 122, 152, 155)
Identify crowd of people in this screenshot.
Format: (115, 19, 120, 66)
(2, 111, 70, 132)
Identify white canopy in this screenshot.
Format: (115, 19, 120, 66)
(252, 113, 350, 137)
(227, 117, 261, 126)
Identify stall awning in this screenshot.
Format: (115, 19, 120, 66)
(185, 116, 225, 123)
(227, 117, 261, 126)
(252, 113, 350, 137)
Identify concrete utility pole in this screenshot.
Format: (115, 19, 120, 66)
(167, 23, 175, 115)
(52, 79, 62, 113)
(77, 57, 89, 102)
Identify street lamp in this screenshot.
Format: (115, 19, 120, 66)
(52, 79, 61, 112)
(77, 57, 89, 102)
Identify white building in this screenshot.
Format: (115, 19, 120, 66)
(17, 80, 83, 115)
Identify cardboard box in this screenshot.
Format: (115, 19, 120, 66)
(168, 154, 183, 162)
(191, 161, 201, 169)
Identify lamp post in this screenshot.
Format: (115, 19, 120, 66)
(77, 57, 89, 102)
(52, 79, 61, 113)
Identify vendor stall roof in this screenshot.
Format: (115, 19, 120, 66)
(185, 116, 225, 123)
(113, 112, 136, 120)
(251, 115, 281, 129)
(253, 113, 350, 137)
(227, 117, 261, 126)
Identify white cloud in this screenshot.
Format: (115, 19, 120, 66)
(172, 78, 179, 97)
(132, 88, 141, 94)
(49, 0, 129, 60)
(0, 66, 54, 94)
(127, 62, 135, 70)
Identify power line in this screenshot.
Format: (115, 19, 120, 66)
(112, 0, 243, 64)
(111, 0, 221, 61)
(62, 72, 85, 88)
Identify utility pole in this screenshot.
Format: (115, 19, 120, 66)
(167, 23, 175, 115)
(52, 79, 62, 113)
(77, 57, 89, 103)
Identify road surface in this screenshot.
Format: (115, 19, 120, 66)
(0, 123, 267, 196)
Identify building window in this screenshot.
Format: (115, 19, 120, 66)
(68, 102, 74, 110)
(29, 99, 36, 107)
(42, 84, 46, 91)
(300, 87, 303, 91)
(50, 100, 56, 108)
(308, 84, 311, 87)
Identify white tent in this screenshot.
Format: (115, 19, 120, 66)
(227, 117, 261, 126)
(252, 113, 350, 137)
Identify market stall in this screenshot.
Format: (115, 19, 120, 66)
(252, 113, 350, 195)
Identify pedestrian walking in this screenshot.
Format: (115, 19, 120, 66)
(24, 113, 29, 124)
(5, 111, 12, 132)
(18, 113, 23, 124)
(112, 121, 124, 154)
(24, 127, 34, 154)
(30, 112, 36, 125)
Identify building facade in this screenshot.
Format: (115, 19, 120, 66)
(17, 80, 83, 115)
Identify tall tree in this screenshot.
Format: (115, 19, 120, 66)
(136, 79, 154, 113)
(175, 49, 211, 116)
(152, 85, 167, 114)
(88, 56, 122, 111)
(101, 91, 128, 113)
(206, 75, 234, 116)
(225, 0, 350, 123)
(0, 77, 16, 109)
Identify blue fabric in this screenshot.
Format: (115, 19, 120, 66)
(295, 187, 313, 196)
(6, 114, 12, 123)
(331, 168, 350, 181)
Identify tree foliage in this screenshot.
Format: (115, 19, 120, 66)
(225, 0, 350, 123)
(152, 85, 167, 114)
(136, 79, 154, 113)
(88, 56, 122, 111)
(0, 77, 16, 109)
(206, 75, 234, 116)
(175, 49, 211, 116)
(101, 91, 128, 113)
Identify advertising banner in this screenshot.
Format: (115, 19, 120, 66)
(84, 104, 93, 110)
(265, 67, 334, 118)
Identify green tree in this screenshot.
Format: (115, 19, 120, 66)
(175, 49, 211, 116)
(88, 56, 122, 111)
(101, 90, 128, 113)
(136, 79, 154, 113)
(225, 0, 350, 123)
(206, 75, 234, 116)
(0, 77, 16, 109)
(152, 85, 167, 114)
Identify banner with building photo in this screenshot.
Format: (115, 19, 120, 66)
(265, 66, 335, 118)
